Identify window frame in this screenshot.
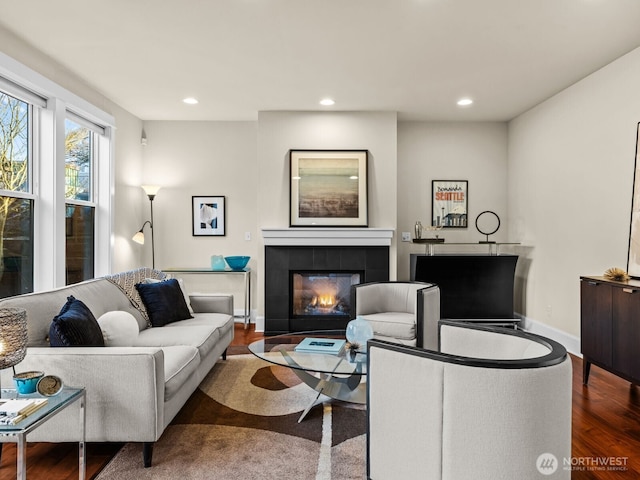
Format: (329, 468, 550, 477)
(0, 50, 115, 294)
(64, 115, 98, 285)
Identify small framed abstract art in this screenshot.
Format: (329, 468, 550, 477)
(192, 196, 225, 236)
(290, 150, 368, 227)
(432, 180, 468, 228)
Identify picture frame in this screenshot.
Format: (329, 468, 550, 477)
(192, 196, 225, 236)
(290, 150, 368, 227)
(627, 123, 640, 277)
(432, 180, 468, 228)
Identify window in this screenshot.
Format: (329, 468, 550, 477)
(0, 53, 114, 298)
(65, 118, 95, 285)
(0, 92, 34, 297)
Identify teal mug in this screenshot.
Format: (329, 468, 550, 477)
(14, 371, 44, 394)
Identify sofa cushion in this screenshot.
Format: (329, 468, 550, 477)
(135, 279, 193, 327)
(360, 312, 416, 342)
(164, 312, 233, 329)
(49, 296, 105, 347)
(97, 311, 139, 347)
(134, 324, 220, 360)
(161, 346, 200, 401)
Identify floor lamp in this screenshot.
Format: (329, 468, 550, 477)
(132, 185, 160, 269)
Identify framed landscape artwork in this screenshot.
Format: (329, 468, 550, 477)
(432, 180, 468, 228)
(628, 123, 640, 277)
(192, 196, 225, 236)
(290, 150, 368, 227)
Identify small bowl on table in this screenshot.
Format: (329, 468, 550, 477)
(13, 371, 44, 394)
(224, 256, 250, 270)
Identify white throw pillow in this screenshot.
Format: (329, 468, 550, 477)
(97, 311, 139, 347)
(176, 278, 194, 314)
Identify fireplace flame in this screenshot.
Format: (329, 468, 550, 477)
(318, 295, 335, 307)
(310, 294, 336, 308)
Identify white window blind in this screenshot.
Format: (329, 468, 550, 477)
(66, 109, 106, 136)
(0, 75, 46, 108)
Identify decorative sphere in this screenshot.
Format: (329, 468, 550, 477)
(346, 316, 374, 347)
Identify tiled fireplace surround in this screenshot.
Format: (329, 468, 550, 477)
(262, 228, 394, 334)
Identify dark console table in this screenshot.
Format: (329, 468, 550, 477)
(410, 254, 518, 320)
(580, 276, 640, 385)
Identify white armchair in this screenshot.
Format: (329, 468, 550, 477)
(367, 321, 572, 480)
(351, 281, 440, 349)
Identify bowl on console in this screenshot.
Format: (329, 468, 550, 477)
(224, 256, 250, 270)
(14, 371, 44, 394)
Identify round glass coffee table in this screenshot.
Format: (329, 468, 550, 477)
(248, 330, 367, 422)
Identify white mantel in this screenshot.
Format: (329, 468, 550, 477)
(261, 227, 394, 246)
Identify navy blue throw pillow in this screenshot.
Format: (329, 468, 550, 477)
(50, 295, 105, 347)
(135, 279, 193, 327)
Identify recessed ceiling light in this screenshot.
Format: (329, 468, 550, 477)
(457, 98, 473, 107)
(320, 98, 335, 106)
(183, 97, 199, 105)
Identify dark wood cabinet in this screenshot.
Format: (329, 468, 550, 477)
(581, 276, 640, 385)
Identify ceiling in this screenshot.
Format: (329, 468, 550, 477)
(1, 0, 640, 122)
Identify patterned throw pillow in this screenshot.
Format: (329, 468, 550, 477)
(103, 268, 167, 327)
(49, 295, 105, 347)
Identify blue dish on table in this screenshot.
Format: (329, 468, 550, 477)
(14, 371, 44, 394)
(224, 256, 250, 270)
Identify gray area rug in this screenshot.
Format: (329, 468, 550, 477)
(95, 354, 366, 480)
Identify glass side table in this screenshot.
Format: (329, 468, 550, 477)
(0, 387, 86, 480)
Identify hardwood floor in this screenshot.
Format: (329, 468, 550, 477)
(1, 324, 639, 479)
(570, 355, 640, 479)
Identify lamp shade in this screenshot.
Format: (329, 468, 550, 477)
(141, 185, 161, 197)
(132, 230, 145, 244)
(0, 308, 28, 370)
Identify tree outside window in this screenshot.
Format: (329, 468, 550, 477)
(0, 92, 33, 297)
(65, 119, 94, 284)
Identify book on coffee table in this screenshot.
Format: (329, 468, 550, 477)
(294, 337, 346, 355)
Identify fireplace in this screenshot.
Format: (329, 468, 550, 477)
(264, 245, 389, 333)
(291, 271, 362, 320)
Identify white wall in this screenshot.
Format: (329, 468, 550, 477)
(140, 121, 258, 308)
(111, 103, 145, 273)
(257, 111, 398, 319)
(397, 122, 509, 280)
(508, 46, 640, 339)
(0, 26, 144, 274)
(137, 115, 510, 325)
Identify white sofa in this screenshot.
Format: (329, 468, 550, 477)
(367, 320, 572, 480)
(0, 267, 234, 467)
